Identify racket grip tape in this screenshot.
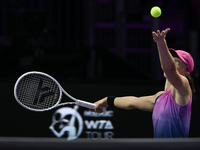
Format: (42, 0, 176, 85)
(76, 100, 95, 109)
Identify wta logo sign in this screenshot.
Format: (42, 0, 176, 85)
(49, 106, 114, 140)
(49, 105, 83, 140)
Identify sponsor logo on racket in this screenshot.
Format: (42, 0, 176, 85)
(33, 79, 55, 105)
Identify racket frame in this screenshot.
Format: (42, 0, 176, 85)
(14, 71, 96, 112)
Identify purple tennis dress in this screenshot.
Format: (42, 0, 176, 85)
(152, 89, 192, 138)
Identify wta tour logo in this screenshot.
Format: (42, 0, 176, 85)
(49, 106, 83, 140)
(49, 106, 114, 140)
(33, 79, 55, 105)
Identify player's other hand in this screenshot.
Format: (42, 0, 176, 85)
(152, 28, 170, 44)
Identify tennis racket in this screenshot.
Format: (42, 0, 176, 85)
(14, 71, 103, 112)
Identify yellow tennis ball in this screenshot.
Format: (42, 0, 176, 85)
(150, 6, 161, 18)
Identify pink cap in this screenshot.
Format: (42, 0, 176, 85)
(169, 48, 194, 74)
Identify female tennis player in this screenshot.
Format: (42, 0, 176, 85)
(93, 28, 196, 138)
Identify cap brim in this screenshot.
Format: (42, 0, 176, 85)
(169, 48, 179, 57)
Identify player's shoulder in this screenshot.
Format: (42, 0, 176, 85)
(173, 75, 191, 95)
(171, 80, 191, 105)
(155, 91, 165, 98)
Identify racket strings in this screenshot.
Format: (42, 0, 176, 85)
(16, 74, 61, 110)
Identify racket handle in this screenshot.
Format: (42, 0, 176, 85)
(76, 100, 95, 109)
(76, 100, 106, 113)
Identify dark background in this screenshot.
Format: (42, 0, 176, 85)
(0, 0, 200, 138)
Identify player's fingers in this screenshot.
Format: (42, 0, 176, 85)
(152, 31, 157, 36)
(94, 103, 101, 112)
(94, 105, 98, 112)
(152, 31, 158, 39)
(161, 30, 165, 36)
(94, 107, 102, 113)
(90, 108, 102, 113)
(164, 28, 170, 35)
(89, 109, 94, 112)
